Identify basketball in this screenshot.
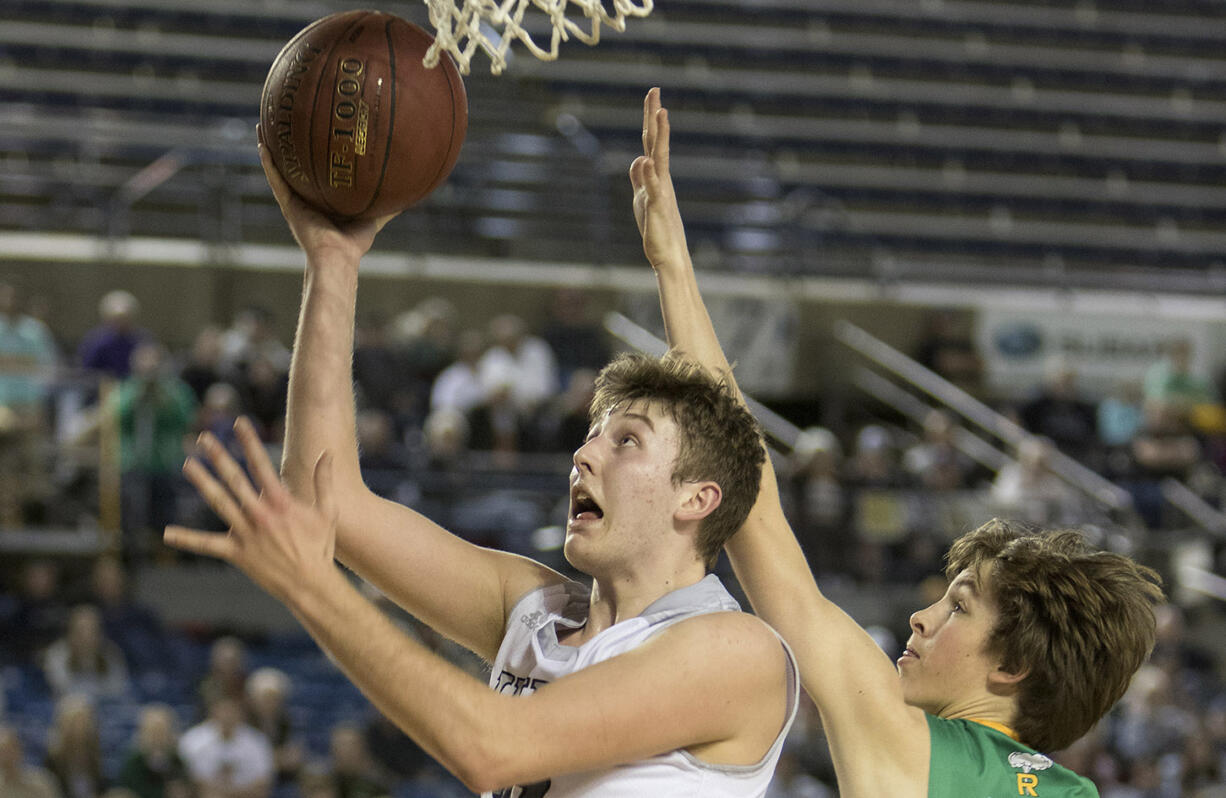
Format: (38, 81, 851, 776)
(259, 10, 467, 220)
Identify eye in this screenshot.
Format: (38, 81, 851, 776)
(951, 600, 965, 614)
(618, 434, 637, 447)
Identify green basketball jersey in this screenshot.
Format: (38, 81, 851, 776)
(926, 714, 1099, 798)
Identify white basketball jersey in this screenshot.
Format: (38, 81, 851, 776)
(484, 574, 799, 798)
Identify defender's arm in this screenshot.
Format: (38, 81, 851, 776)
(631, 88, 930, 796)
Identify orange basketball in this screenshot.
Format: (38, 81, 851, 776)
(260, 10, 467, 220)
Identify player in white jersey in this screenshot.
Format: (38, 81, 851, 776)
(162, 114, 797, 795)
(490, 571, 797, 797)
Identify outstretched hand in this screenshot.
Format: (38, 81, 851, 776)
(257, 127, 397, 264)
(629, 88, 691, 273)
(164, 416, 339, 607)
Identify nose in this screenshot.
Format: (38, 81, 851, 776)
(909, 605, 931, 637)
(572, 436, 597, 475)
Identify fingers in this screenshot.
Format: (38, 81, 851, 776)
(257, 138, 289, 196)
(647, 88, 657, 154)
(257, 143, 307, 226)
(629, 154, 650, 190)
(182, 455, 248, 532)
(233, 416, 283, 501)
(164, 525, 237, 561)
(642, 86, 661, 156)
(654, 107, 670, 172)
(196, 430, 263, 512)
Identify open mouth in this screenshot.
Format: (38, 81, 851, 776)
(570, 489, 604, 522)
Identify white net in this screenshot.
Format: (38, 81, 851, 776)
(420, 0, 654, 75)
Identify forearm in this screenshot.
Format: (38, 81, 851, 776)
(654, 265, 734, 378)
(650, 242, 814, 627)
(727, 492, 826, 634)
(287, 564, 511, 792)
(282, 251, 364, 502)
(645, 169, 833, 682)
(269, 249, 535, 657)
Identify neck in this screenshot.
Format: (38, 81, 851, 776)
(577, 561, 707, 643)
(938, 694, 1017, 732)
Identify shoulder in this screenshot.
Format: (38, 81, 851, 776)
(655, 611, 788, 674)
(927, 717, 1098, 797)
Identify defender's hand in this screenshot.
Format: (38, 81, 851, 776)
(629, 88, 691, 273)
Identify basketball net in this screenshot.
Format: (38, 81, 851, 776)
(420, 0, 654, 74)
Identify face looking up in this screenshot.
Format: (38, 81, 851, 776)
(898, 565, 1019, 718)
(566, 404, 694, 575)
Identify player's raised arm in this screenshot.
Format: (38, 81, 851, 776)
(630, 88, 929, 795)
(261, 139, 563, 662)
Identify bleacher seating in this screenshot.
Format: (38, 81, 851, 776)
(1, 0, 1225, 288)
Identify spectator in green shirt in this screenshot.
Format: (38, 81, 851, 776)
(109, 342, 197, 557)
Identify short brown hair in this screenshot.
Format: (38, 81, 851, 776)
(590, 352, 764, 569)
(946, 519, 1164, 752)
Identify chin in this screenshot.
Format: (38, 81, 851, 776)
(897, 679, 927, 712)
(561, 538, 597, 576)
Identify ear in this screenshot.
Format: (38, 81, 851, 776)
(675, 480, 722, 524)
(987, 664, 1028, 695)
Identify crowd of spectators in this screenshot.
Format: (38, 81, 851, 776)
(7, 281, 1226, 556)
(0, 281, 615, 557)
(2, 284, 1226, 795)
(0, 555, 473, 798)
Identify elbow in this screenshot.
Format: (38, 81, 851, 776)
(437, 717, 538, 796)
(457, 769, 502, 796)
(446, 740, 519, 795)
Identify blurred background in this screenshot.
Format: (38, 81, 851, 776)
(2, 1, 1226, 796)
